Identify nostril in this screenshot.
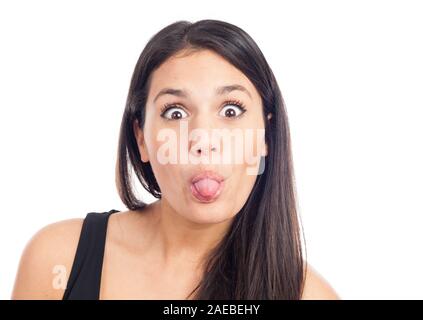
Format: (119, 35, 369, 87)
(197, 147, 216, 153)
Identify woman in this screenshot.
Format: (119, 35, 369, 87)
(12, 19, 339, 300)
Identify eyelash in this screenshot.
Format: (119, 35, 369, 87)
(159, 99, 247, 120)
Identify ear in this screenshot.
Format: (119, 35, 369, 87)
(262, 142, 269, 157)
(133, 119, 150, 163)
(261, 113, 272, 157)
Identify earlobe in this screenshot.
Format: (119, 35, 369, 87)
(262, 143, 268, 157)
(261, 113, 272, 157)
(133, 119, 149, 163)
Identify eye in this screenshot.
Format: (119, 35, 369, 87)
(160, 105, 189, 120)
(160, 100, 247, 121)
(218, 100, 247, 118)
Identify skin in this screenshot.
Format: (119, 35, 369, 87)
(133, 49, 269, 265)
(11, 49, 340, 299)
(11, 208, 340, 299)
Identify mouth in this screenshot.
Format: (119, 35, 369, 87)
(189, 170, 226, 203)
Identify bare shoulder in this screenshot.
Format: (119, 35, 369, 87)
(106, 205, 156, 249)
(301, 263, 341, 300)
(11, 217, 84, 300)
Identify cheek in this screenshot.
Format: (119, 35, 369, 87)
(149, 164, 175, 194)
(143, 127, 183, 194)
(240, 126, 266, 173)
(226, 168, 258, 213)
(141, 124, 164, 179)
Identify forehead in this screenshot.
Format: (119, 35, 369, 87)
(148, 49, 260, 101)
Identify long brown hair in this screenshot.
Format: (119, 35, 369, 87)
(116, 19, 307, 299)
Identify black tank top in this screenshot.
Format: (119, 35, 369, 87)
(62, 209, 120, 300)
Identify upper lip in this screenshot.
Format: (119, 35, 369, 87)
(190, 170, 225, 183)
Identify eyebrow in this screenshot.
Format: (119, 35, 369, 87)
(153, 84, 252, 103)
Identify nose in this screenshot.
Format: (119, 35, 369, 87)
(188, 115, 220, 158)
(189, 133, 219, 157)
(191, 144, 217, 157)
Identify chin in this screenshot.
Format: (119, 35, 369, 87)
(184, 203, 234, 225)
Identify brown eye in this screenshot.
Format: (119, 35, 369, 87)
(161, 106, 189, 120)
(219, 104, 245, 118)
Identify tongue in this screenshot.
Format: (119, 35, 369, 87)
(193, 178, 221, 197)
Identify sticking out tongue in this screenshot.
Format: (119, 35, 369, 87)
(192, 178, 221, 198)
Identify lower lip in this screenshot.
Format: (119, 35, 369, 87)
(190, 180, 225, 203)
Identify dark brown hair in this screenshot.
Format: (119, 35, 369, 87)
(116, 19, 306, 299)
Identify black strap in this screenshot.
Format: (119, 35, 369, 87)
(62, 209, 120, 300)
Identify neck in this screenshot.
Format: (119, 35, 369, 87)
(149, 199, 233, 270)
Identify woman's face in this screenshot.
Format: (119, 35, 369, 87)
(134, 49, 268, 224)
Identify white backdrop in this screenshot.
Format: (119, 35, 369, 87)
(1, 0, 422, 300)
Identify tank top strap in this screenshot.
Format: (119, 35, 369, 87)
(62, 209, 120, 300)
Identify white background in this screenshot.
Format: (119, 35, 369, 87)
(1, 0, 422, 299)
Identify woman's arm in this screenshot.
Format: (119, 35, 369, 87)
(301, 263, 340, 300)
(11, 218, 83, 299)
